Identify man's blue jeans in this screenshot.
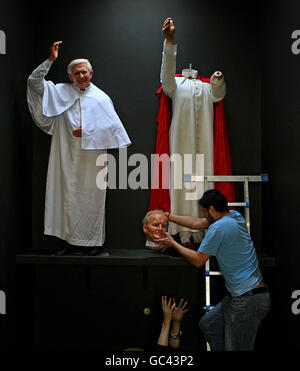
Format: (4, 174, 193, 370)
(199, 290, 271, 351)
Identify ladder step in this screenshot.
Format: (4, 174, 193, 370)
(205, 270, 222, 276)
(228, 202, 250, 207)
(184, 174, 269, 183)
(203, 305, 216, 312)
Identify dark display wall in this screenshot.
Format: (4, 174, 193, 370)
(0, 1, 35, 350)
(261, 0, 300, 351)
(30, 0, 263, 253)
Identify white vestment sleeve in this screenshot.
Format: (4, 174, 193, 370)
(160, 41, 177, 97)
(209, 73, 226, 103)
(27, 59, 55, 134)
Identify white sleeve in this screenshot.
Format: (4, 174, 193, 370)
(27, 59, 53, 94)
(160, 41, 177, 98)
(27, 59, 55, 134)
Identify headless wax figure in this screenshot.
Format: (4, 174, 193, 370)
(27, 41, 131, 255)
(160, 18, 226, 246)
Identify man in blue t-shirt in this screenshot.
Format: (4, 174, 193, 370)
(154, 189, 271, 351)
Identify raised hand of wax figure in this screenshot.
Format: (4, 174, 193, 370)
(48, 40, 62, 62)
(162, 17, 175, 45)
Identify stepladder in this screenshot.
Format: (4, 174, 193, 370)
(189, 174, 269, 351)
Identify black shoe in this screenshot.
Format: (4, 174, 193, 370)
(55, 247, 70, 256)
(88, 247, 104, 256)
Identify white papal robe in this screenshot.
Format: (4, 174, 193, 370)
(160, 42, 226, 242)
(27, 59, 131, 246)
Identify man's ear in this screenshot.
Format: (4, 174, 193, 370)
(68, 74, 73, 82)
(209, 205, 216, 214)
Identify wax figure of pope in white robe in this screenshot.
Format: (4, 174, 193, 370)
(27, 41, 131, 255)
(161, 18, 226, 247)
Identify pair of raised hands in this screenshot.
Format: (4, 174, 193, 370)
(161, 295, 188, 323)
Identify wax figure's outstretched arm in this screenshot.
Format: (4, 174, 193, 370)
(160, 17, 177, 97)
(27, 42, 63, 134)
(28, 41, 62, 95)
(160, 17, 225, 101)
(27, 41, 81, 137)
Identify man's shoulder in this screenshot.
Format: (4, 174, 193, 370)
(228, 210, 244, 221)
(213, 211, 241, 229)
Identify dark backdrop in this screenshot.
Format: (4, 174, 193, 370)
(0, 0, 299, 351)
(261, 0, 300, 351)
(30, 0, 263, 252)
(0, 0, 35, 350)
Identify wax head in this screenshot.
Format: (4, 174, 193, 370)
(143, 211, 168, 242)
(68, 62, 93, 90)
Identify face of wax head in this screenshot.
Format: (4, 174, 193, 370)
(144, 213, 168, 242)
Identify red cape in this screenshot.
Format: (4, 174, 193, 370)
(149, 76, 235, 212)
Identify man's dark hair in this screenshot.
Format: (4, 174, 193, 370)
(199, 189, 229, 212)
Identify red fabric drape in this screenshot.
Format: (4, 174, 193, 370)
(149, 86, 171, 212)
(149, 76, 235, 212)
(213, 99, 235, 202)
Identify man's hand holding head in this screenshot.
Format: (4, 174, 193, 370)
(154, 232, 176, 253)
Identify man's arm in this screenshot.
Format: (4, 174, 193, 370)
(154, 233, 210, 268)
(171, 240, 210, 268)
(168, 213, 209, 230)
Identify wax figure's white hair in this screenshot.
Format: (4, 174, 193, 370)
(67, 59, 93, 74)
(142, 210, 167, 225)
